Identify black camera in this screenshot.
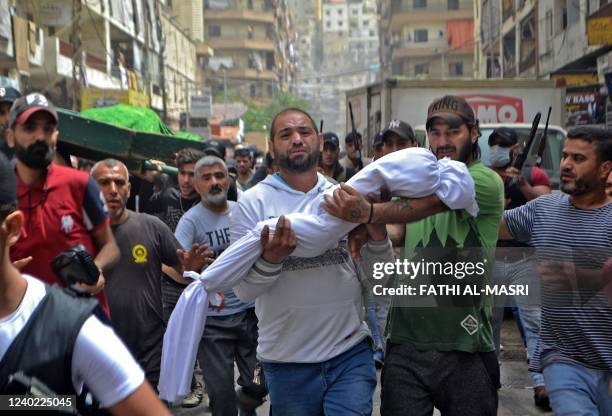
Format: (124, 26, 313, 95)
(51, 244, 100, 286)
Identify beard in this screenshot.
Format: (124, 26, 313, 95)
(560, 172, 598, 196)
(434, 141, 472, 163)
(202, 187, 228, 207)
(14, 140, 54, 169)
(109, 205, 126, 221)
(277, 147, 320, 173)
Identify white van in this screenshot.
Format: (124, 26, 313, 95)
(414, 123, 567, 190)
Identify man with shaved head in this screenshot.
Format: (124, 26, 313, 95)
(230, 107, 394, 414)
(91, 159, 209, 389)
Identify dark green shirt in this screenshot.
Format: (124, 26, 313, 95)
(387, 160, 504, 352)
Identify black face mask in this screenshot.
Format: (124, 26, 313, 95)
(14, 140, 54, 169)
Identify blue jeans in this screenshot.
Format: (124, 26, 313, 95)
(263, 340, 376, 416)
(492, 257, 545, 387)
(543, 362, 611, 415)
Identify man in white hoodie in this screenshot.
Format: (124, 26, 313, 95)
(230, 108, 394, 415)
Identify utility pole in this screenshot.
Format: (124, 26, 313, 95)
(223, 67, 227, 118)
(71, 0, 82, 110)
(377, 0, 385, 82)
(156, 1, 168, 122)
(487, 0, 495, 78)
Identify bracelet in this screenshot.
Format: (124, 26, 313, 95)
(367, 202, 374, 224)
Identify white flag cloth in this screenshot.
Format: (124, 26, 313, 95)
(158, 147, 478, 402)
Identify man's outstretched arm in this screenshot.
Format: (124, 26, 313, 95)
(322, 183, 448, 224)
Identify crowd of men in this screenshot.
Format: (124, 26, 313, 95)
(0, 85, 610, 416)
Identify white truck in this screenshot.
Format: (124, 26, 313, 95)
(345, 79, 567, 188)
(345, 79, 565, 147)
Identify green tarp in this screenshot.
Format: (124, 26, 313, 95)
(80, 104, 201, 141)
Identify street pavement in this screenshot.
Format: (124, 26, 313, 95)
(172, 318, 551, 415)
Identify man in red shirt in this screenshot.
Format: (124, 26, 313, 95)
(5, 92, 118, 314)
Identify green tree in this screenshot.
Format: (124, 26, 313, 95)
(243, 92, 310, 134)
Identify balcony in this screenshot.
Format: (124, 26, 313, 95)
(207, 38, 275, 51)
(393, 38, 471, 59)
(29, 35, 121, 90)
(204, 9, 275, 24)
(391, 10, 473, 29)
(396, 38, 449, 49)
(209, 67, 277, 81)
(196, 42, 215, 57)
(0, 16, 44, 72)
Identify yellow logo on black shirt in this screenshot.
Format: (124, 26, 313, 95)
(132, 244, 148, 263)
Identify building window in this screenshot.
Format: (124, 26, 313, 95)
(414, 29, 428, 42)
(545, 10, 553, 38)
(415, 63, 429, 75)
(247, 0, 253, 10)
(413, 0, 427, 8)
(266, 52, 274, 70)
(326, 9, 331, 16)
(554, 0, 568, 33)
(448, 0, 459, 9)
(449, 62, 464, 76)
(363, 19, 369, 27)
(339, 21, 343, 27)
(326, 21, 331, 29)
(338, 8, 343, 14)
(208, 25, 221, 37)
(370, 29, 376, 36)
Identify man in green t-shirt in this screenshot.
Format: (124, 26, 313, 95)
(323, 95, 504, 415)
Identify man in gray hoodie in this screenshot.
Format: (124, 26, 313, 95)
(230, 108, 394, 415)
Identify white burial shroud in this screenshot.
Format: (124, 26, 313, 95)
(158, 147, 479, 402)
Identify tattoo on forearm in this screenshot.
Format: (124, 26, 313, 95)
(374, 196, 444, 224)
(397, 199, 415, 217)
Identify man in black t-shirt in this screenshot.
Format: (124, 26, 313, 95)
(92, 158, 209, 389)
(138, 148, 218, 407)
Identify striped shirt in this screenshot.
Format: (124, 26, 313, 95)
(504, 194, 612, 372)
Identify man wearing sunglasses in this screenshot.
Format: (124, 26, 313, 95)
(5, 93, 119, 315)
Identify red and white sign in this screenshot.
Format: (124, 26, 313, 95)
(462, 94, 525, 123)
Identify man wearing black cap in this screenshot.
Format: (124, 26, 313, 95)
(0, 86, 21, 159)
(321, 132, 355, 182)
(0, 153, 171, 416)
(488, 126, 551, 410)
(5, 92, 119, 316)
(323, 95, 504, 415)
(204, 140, 227, 160)
(340, 131, 370, 172)
(381, 119, 417, 156)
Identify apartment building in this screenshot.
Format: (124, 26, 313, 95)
(474, 0, 612, 127)
(0, 0, 199, 129)
(201, 0, 296, 103)
(294, 0, 379, 138)
(381, 0, 475, 79)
